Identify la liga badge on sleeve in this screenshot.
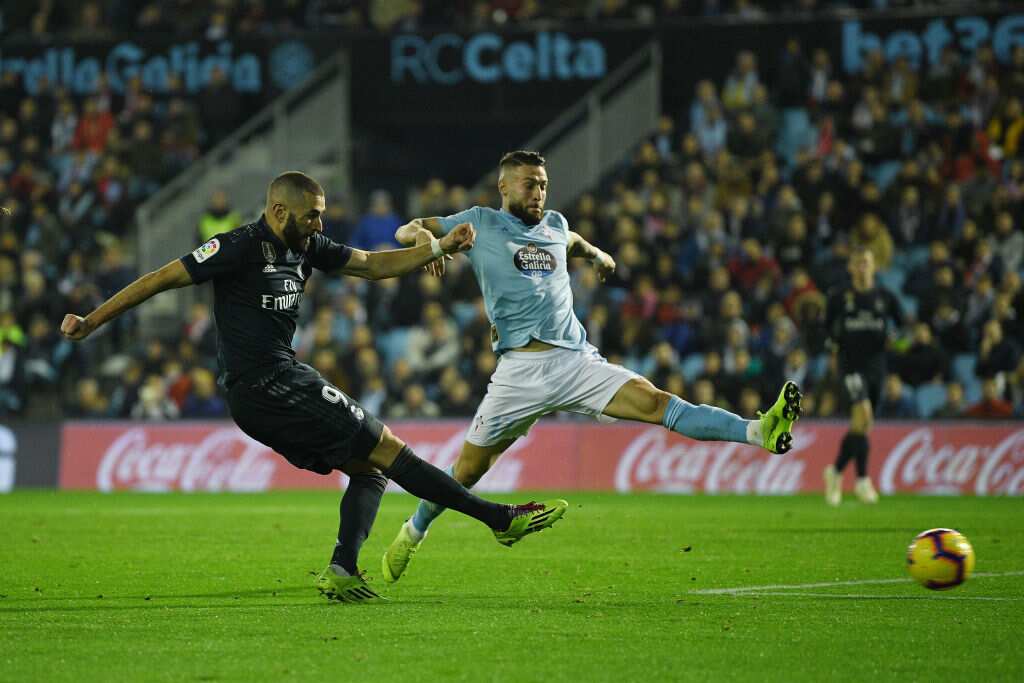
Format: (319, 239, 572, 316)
(193, 238, 221, 263)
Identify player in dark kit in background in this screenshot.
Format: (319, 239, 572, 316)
(60, 172, 568, 603)
(823, 248, 904, 506)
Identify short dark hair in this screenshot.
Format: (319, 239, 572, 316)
(499, 150, 546, 171)
(268, 171, 323, 204)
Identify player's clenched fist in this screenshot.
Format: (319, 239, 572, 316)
(60, 314, 94, 340)
(440, 222, 476, 254)
(593, 250, 616, 282)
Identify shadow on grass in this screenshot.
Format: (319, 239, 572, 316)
(0, 586, 332, 613)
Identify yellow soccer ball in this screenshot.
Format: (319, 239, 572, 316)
(906, 528, 975, 590)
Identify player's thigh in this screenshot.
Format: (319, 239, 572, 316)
(602, 377, 671, 424)
(464, 362, 547, 449)
(850, 399, 874, 433)
(550, 349, 645, 420)
(363, 424, 406, 471)
(229, 363, 383, 474)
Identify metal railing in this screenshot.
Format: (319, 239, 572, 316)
(135, 50, 352, 336)
(470, 42, 661, 211)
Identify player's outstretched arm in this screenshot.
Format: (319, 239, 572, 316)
(567, 231, 616, 282)
(395, 217, 451, 276)
(60, 259, 193, 341)
(394, 217, 443, 245)
(342, 222, 475, 281)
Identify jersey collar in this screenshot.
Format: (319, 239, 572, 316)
(259, 214, 290, 256)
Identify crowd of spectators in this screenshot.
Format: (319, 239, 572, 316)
(1, 0, 1005, 38)
(3, 7, 1024, 422)
(0, 46, 245, 416)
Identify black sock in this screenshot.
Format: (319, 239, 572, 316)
(383, 446, 510, 530)
(835, 432, 856, 473)
(330, 472, 388, 575)
(850, 434, 870, 478)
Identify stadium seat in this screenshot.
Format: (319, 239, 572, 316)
(952, 353, 983, 404)
(915, 383, 947, 418)
(776, 108, 816, 165)
(876, 266, 906, 293)
(451, 302, 478, 329)
(808, 353, 830, 384)
(378, 328, 413, 369)
(896, 292, 918, 319)
(952, 353, 977, 385)
(681, 353, 706, 383)
(871, 161, 902, 190)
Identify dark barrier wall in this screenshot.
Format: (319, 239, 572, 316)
(0, 422, 61, 489)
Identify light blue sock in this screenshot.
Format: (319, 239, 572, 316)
(410, 464, 454, 534)
(662, 395, 749, 444)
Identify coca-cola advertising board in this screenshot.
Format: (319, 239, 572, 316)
(59, 421, 1024, 495)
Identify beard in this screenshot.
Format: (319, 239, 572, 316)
(508, 199, 542, 225)
(282, 213, 309, 252)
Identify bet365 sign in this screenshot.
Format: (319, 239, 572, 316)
(391, 31, 606, 85)
(843, 13, 1024, 73)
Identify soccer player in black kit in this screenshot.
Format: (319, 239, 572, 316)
(823, 247, 904, 506)
(60, 172, 567, 602)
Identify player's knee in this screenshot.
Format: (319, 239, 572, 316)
(641, 388, 671, 422)
(365, 425, 406, 469)
(342, 459, 384, 478)
(377, 424, 400, 447)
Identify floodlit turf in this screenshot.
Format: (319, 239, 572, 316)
(2, 492, 1022, 682)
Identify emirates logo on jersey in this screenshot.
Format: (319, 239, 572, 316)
(513, 243, 556, 279)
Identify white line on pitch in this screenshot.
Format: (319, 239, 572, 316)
(739, 591, 1024, 602)
(690, 570, 1024, 595)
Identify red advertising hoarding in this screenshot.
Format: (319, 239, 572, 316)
(59, 421, 1024, 495)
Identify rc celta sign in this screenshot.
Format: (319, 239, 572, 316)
(391, 31, 606, 85)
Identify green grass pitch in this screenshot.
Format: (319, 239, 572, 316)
(2, 491, 1022, 682)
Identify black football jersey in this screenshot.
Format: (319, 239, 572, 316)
(180, 216, 352, 387)
(825, 285, 904, 369)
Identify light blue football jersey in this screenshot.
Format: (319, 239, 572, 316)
(438, 206, 588, 353)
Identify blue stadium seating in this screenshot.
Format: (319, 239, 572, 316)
(952, 353, 983, 404)
(914, 382, 947, 418)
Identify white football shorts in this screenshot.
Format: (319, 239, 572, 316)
(465, 345, 641, 447)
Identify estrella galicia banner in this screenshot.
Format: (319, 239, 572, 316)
(0, 36, 328, 97)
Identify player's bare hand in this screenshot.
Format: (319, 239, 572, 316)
(440, 222, 476, 254)
(593, 250, 616, 282)
(60, 314, 95, 340)
(424, 255, 452, 277)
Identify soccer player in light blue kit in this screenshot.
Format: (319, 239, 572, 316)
(382, 151, 802, 582)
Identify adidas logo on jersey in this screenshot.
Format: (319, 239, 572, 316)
(263, 264, 277, 273)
